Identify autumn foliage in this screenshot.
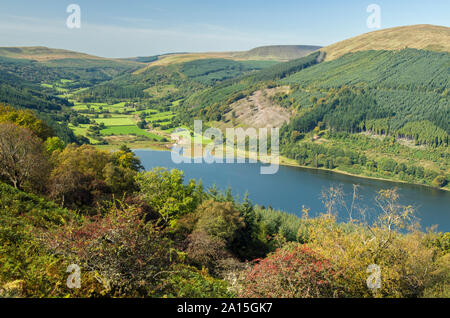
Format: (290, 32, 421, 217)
(240, 244, 336, 298)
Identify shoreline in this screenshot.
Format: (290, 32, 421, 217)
(97, 142, 450, 193)
(280, 159, 450, 192)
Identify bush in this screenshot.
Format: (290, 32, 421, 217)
(195, 200, 245, 243)
(155, 264, 234, 298)
(135, 168, 204, 227)
(0, 123, 50, 193)
(0, 182, 73, 297)
(432, 175, 448, 188)
(46, 204, 176, 297)
(240, 243, 336, 298)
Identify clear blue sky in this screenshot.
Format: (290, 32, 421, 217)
(0, 0, 448, 57)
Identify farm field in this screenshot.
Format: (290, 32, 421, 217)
(67, 100, 177, 146)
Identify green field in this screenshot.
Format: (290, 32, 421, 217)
(72, 102, 127, 111)
(67, 99, 176, 145)
(93, 116, 135, 126)
(100, 125, 162, 140)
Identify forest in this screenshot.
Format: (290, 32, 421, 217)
(0, 55, 142, 144)
(178, 52, 321, 123)
(0, 45, 448, 190)
(0, 107, 449, 298)
(75, 59, 277, 104)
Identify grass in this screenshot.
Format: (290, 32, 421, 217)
(100, 125, 162, 140)
(72, 102, 127, 112)
(144, 85, 178, 98)
(322, 24, 450, 61)
(68, 97, 180, 146)
(68, 123, 99, 144)
(93, 117, 135, 126)
(147, 111, 174, 121)
(41, 79, 73, 93)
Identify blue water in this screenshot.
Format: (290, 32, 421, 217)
(135, 149, 450, 232)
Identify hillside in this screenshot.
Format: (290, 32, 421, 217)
(179, 52, 322, 124)
(174, 32, 449, 188)
(322, 24, 450, 60)
(0, 46, 144, 86)
(232, 45, 322, 61)
(281, 49, 449, 134)
(0, 46, 142, 65)
(76, 58, 279, 104)
(137, 45, 321, 70)
(0, 46, 101, 61)
(0, 47, 145, 143)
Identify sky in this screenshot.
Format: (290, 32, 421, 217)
(0, 0, 448, 58)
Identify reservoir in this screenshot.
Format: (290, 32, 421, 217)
(135, 149, 450, 232)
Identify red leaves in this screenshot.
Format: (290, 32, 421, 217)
(240, 244, 336, 298)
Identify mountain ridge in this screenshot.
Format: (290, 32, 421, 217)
(321, 24, 450, 60)
(0, 46, 111, 62)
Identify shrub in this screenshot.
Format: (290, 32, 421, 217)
(0, 123, 50, 192)
(432, 175, 448, 188)
(195, 200, 245, 243)
(0, 182, 73, 297)
(240, 243, 336, 298)
(46, 204, 176, 297)
(185, 230, 230, 271)
(155, 264, 234, 298)
(135, 168, 204, 227)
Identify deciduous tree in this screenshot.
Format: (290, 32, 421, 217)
(0, 123, 49, 192)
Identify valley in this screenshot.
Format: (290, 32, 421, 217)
(0, 0, 449, 300)
(1, 25, 447, 190)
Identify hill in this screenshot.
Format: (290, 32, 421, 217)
(0, 46, 102, 61)
(136, 45, 321, 71)
(232, 45, 322, 61)
(0, 46, 141, 65)
(75, 58, 279, 105)
(322, 24, 450, 60)
(179, 52, 323, 125)
(173, 28, 449, 188)
(0, 46, 144, 87)
(0, 48, 145, 143)
(280, 48, 449, 137)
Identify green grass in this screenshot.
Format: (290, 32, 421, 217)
(69, 98, 179, 142)
(93, 117, 136, 126)
(147, 111, 175, 121)
(100, 125, 162, 140)
(68, 124, 99, 143)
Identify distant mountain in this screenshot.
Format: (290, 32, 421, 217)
(134, 45, 321, 70)
(178, 25, 449, 144)
(0, 46, 144, 86)
(322, 24, 450, 60)
(0, 47, 144, 143)
(232, 45, 322, 61)
(0, 46, 108, 62)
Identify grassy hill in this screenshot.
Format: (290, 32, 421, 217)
(0, 46, 143, 65)
(0, 48, 146, 143)
(173, 26, 449, 188)
(136, 45, 321, 71)
(0, 46, 103, 61)
(0, 46, 144, 88)
(232, 45, 322, 61)
(178, 52, 322, 124)
(76, 58, 280, 104)
(322, 24, 450, 61)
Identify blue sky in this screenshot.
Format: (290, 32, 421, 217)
(0, 0, 448, 57)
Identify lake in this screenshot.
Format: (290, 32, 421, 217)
(134, 149, 450, 232)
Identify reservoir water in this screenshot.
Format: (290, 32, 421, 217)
(135, 149, 450, 232)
